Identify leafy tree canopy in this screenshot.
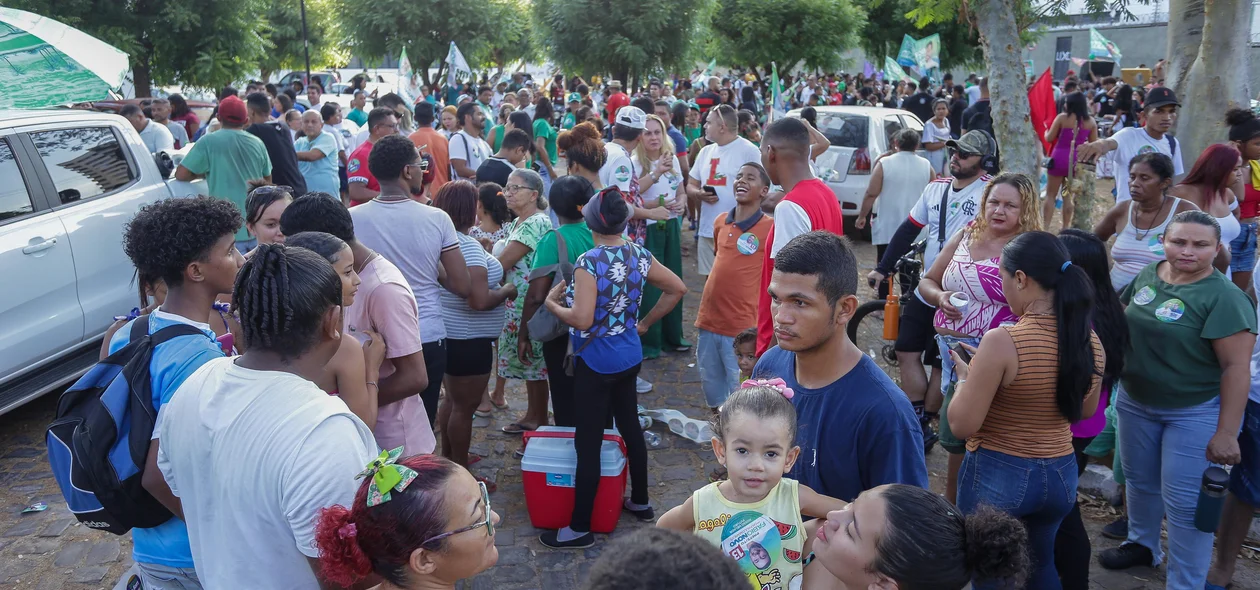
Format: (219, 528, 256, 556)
(710, 0, 866, 74)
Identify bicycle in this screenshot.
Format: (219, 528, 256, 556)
(847, 240, 926, 374)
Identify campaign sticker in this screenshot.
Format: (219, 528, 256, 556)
(737, 232, 760, 255)
(1147, 235, 1164, 255)
(614, 165, 631, 183)
(1132, 285, 1156, 306)
(1155, 298, 1185, 322)
(347, 159, 360, 174)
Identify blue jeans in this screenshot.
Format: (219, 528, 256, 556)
(1229, 222, 1257, 273)
(1117, 389, 1220, 590)
(958, 447, 1077, 590)
(1230, 400, 1260, 506)
(696, 329, 739, 408)
(937, 334, 981, 454)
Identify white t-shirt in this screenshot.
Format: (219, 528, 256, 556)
(922, 118, 952, 145)
(334, 119, 362, 153)
(908, 175, 992, 271)
(137, 119, 175, 154)
(161, 120, 189, 148)
(599, 142, 639, 193)
(450, 129, 492, 180)
(688, 137, 763, 238)
(351, 198, 461, 342)
(1111, 127, 1185, 202)
(157, 357, 376, 590)
(965, 85, 982, 106)
(639, 154, 684, 223)
(322, 123, 346, 155)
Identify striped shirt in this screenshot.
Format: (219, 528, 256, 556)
(439, 233, 506, 340)
(1109, 198, 1181, 291)
(967, 314, 1104, 458)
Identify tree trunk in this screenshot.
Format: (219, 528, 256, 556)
(1172, 0, 1251, 168)
(1165, 0, 1205, 93)
(133, 60, 153, 98)
(260, 68, 272, 84)
(973, 0, 1038, 180)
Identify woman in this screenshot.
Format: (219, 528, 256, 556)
(533, 97, 560, 192)
(432, 182, 517, 473)
(538, 188, 686, 549)
(922, 99, 953, 175)
(441, 105, 461, 138)
(1054, 228, 1130, 590)
(471, 182, 514, 252)
(284, 231, 385, 429)
(1043, 92, 1099, 229)
(1095, 153, 1199, 291)
(634, 114, 690, 359)
(1113, 85, 1139, 130)
(273, 93, 294, 121)
(1227, 108, 1260, 293)
(524, 175, 597, 428)
(947, 231, 1104, 589)
(1097, 212, 1255, 590)
(169, 93, 200, 140)
(294, 110, 341, 196)
(738, 86, 759, 118)
(243, 185, 292, 247)
(315, 454, 501, 589)
(486, 103, 516, 151)
(737, 110, 762, 145)
(803, 484, 1029, 590)
(497, 169, 553, 434)
(720, 87, 736, 107)
(1170, 144, 1242, 273)
(917, 173, 1041, 504)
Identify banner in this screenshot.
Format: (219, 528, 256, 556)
(769, 62, 785, 122)
(1024, 59, 1035, 79)
(1053, 36, 1072, 81)
(1087, 27, 1121, 64)
(897, 35, 917, 67)
(445, 41, 470, 87)
(691, 59, 717, 89)
(397, 48, 418, 105)
(883, 56, 913, 83)
(863, 61, 875, 79)
(1028, 67, 1057, 155)
(912, 34, 941, 72)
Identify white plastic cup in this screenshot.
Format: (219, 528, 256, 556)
(948, 292, 970, 315)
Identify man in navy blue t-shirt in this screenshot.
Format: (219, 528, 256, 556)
(752, 231, 928, 501)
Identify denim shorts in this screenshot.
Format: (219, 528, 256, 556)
(1230, 223, 1258, 273)
(1229, 399, 1260, 506)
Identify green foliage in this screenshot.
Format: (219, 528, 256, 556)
(468, 0, 542, 73)
(343, 0, 501, 86)
(533, 0, 714, 80)
(258, 0, 349, 76)
(859, 0, 983, 69)
(710, 0, 866, 73)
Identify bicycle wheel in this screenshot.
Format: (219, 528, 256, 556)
(848, 300, 900, 373)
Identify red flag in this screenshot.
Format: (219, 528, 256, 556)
(1027, 67, 1057, 155)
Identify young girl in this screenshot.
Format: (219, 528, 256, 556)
(734, 328, 758, 382)
(471, 182, 514, 252)
(244, 185, 293, 247)
(658, 382, 848, 590)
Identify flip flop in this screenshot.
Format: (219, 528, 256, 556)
(474, 409, 493, 418)
(491, 399, 510, 410)
(501, 422, 535, 435)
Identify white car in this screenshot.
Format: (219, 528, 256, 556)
(0, 109, 204, 415)
(787, 106, 926, 236)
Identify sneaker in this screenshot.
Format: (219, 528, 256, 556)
(539, 530, 595, 549)
(1101, 516, 1128, 540)
(922, 427, 939, 454)
(623, 502, 656, 522)
(636, 377, 654, 393)
(1098, 543, 1154, 571)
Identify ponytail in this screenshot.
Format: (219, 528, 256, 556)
(312, 505, 373, 587)
(232, 243, 341, 357)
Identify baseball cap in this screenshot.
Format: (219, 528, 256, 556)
(217, 95, 248, 126)
(567, 92, 582, 104)
(615, 106, 647, 129)
(1144, 87, 1180, 109)
(946, 130, 995, 157)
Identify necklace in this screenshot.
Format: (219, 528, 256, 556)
(372, 193, 411, 203)
(1133, 195, 1168, 241)
(354, 250, 379, 274)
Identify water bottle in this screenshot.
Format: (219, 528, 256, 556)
(1193, 465, 1230, 533)
(643, 431, 662, 448)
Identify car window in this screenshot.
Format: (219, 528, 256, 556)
(814, 113, 869, 148)
(30, 127, 135, 205)
(0, 139, 34, 222)
(901, 116, 924, 133)
(883, 116, 905, 149)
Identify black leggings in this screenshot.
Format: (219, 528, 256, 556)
(542, 336, 576, 427)
(569, 357, 648, 532)
(1054, 435, 1095, 590)
(420, 340, 447, 427)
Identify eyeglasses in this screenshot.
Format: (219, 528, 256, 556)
(504, 184, 531, 193)
(421, 481, 493, 545)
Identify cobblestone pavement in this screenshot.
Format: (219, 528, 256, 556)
(0, 230, 1257, 589)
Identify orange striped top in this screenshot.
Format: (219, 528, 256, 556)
(966, 314, 1104, 458)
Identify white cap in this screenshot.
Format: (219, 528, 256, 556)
(615, 106, 647, 129)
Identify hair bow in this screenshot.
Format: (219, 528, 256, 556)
(354, 447, 418, 507)
(741, 378, 794, 400)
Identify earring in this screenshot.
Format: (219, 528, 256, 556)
(332, 329, 340, 339)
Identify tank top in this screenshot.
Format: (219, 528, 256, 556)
(1109, 197, 1181, 291)
(872, 152, 933, 246)
(1218, 198, 1241, 248)
(933, 236, 1016, 337)
(1242, 166, 1260, 219)
(966, 314, 1103, 458)
(692, 479, 804, 590)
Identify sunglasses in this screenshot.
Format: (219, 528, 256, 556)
(950, 149, 980, 159)
(421, 481, 493, 545)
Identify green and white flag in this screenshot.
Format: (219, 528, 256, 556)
(0, 7, 129, 109)
(884, 56, 913, 83)
(1088, 27, 1121, 64)
(770, 62, 785, 122)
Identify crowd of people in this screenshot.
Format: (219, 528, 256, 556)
(59, 64, 1260, 590)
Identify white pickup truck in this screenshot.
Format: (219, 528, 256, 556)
(0, 108, 204, 415)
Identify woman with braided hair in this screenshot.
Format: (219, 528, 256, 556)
(153, 243, 379, 588)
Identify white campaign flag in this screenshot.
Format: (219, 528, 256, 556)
(446, 41, 470, 87)
(397, 47, 418, 105)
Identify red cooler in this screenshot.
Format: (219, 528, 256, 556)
(521, 426, 627, 533)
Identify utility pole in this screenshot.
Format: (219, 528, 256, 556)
(300, 0, 312, 84)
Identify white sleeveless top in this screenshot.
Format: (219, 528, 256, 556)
(873, 152, 933, 245)
(1110, 197, 1181, 291)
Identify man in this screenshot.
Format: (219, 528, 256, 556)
(476, 86, 495, 133)
(350, 135, 470, 427)
(353, 92, 408, 148)
(1077, 87, 1185, 202)
(508, 72, 524, 93)
(947, 86, 966, 139)
(655, 99, 691, 179)
(347, 107, 400, 205)
(244, 92, 307, 196)
(798, 75, 819, 107)
(306, 82, 326, 112)
(149, 99, 190, 149)
(961, 77, 991, 135)
(449, 102, 492, 182)
(493, 80, 509, 108)
(755, 117, 844, 356)
(409, 101, 451, 192)
(855, 129, 933, 300)
(1096, 77, 1118, 118)
(752, 231, 928, 501)
(902, 77, 935, 124)
(121, 104, 174, 154)
(866, 130, 994, 451)
(320, 103, 352, 199)
(964, 73, 982, 106)
(648, 80, 663, 101)
(604, 80, 630, 123)
(176, 95, 271, 252)
(476, 129, 532, 188)
(686, 104, 762, 279)
(345, 90, 369, 127)
(280, 193, 433, 455)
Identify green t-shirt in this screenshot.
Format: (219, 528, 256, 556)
(180, 129, 271, 241)
(534, 119, 558, 166)
(561, 113, 576, 130)
(531, 221, 595, 275)
(345, 108, 368, 127)
(491, 124, 506, 152)
(684, 125, 703, 146)
(1119, 262, 1257, 408)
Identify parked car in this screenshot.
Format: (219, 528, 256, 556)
(0, 109, 204, 415)
(786, 106, 925, 237)
(278, 71, 340, 94)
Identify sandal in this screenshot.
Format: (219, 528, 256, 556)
(474, 409, 493, 418)
(491, 399, 510, 410)
(501, 422, 536, 435)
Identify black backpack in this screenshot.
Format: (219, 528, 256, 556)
(46, 316, 205, 535)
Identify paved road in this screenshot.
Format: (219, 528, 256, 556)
(0, 230, 1256, 589)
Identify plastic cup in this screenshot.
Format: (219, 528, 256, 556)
(948, 292, 970, 314)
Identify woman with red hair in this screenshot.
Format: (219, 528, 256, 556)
(1170, 143, 1244, 274)
(315, 453, 500, 588)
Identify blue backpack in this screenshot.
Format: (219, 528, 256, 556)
(46, 315, 204, 535)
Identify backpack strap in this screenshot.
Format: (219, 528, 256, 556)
(129, 314, 151, 343)
(1167, 133, 1177, 157)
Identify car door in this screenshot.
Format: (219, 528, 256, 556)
(23, 123, 150, 342)
(0, 133, 82, 383)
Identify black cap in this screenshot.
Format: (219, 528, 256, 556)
(1144, 87, 1180, 109)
